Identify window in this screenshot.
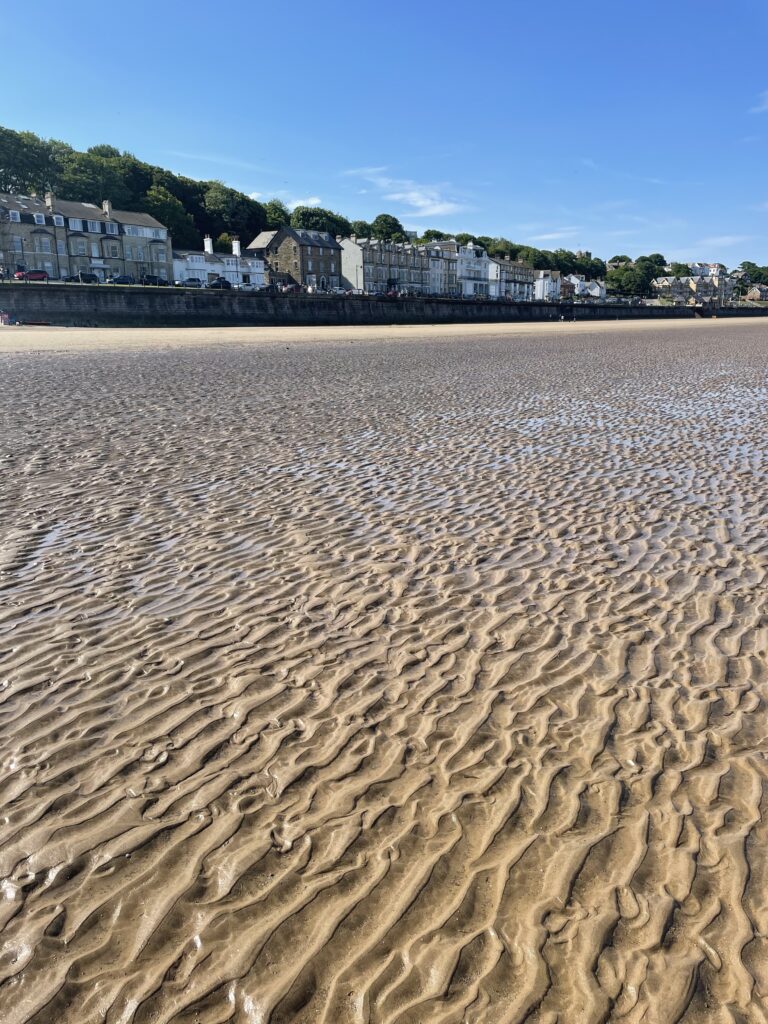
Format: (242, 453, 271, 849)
(307, 259, 313, 271)
(319, 247, 324, 256)
(69, 218, 83, 231)
(105, 222, 118, 235)
(331, 261, 336, 272)
(87, 220, 101, 233)
(91, 243, 99, 258)
(37, 237, 52, 254)
(110, 244, 119, 258)
(124, 245, 133, 260)
(137, 247, 144, 260)
(53, 215, 64, 227)
(151, 228, 165, 239)
(34, 213, 46, 225)
(75, 240, 87, 256)
(57, 239, 65, 256)
(9, 210, 20, 222)
(154, 248, 166, 263)
(12, 236, 22, 252)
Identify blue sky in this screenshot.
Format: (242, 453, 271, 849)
(6, 0, 768, 264)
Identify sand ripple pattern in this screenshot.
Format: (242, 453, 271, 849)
(2, 327, 768, 1023)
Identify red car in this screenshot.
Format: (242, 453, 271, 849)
(14, 269, 49, 282)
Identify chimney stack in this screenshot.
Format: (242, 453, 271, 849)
(102, 199, 112, 218)
(231, 236, 241, 257)
(45, 191, 56, 212)
(204, 234, 213, 255)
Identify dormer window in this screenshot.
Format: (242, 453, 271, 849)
(53, 215, 64, 227)
(34, 213, 46, 225)
(8, 210, 20, 222)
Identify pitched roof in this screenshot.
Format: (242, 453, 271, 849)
(246, 230, 278, 250)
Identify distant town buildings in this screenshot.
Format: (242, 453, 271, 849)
(0, 190, 750, 307)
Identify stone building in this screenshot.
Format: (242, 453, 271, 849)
(340, 236, 431, 294)
(246, 227, 341, 289)
(0, 192, 173, 281)
(490, 255, 535, 301)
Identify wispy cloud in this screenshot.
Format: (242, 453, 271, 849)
(287, 196, 322, 210)
(750, 90, 768, 113)
(529, 227, 582, 242)
(166, 150, 269, 172)
(344, 167, 467, 217)
(248, 191, 262, 200)
(694, 234, 753, 248)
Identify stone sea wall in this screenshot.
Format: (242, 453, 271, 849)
(2, 282, 766, 328)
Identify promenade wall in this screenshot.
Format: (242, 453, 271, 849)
(2, 283, 766, 329)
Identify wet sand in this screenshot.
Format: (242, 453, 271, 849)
(2, 320, 768, 1023)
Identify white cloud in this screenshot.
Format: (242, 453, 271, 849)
(345, 167, 467, 218)
(750, 90, 768, 113)
(248, 191, 262, 200)
(529, 227, 582, 242)
(287, 196, 322, 210)
(694, 234, 753, 248)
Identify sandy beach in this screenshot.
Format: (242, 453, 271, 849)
(2, 318, 768, 1023)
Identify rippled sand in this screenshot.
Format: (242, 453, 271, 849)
(2, 321, 768, 1023)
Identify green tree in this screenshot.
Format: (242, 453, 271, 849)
(264, 198, 290, 229)
(56, 149, 133, 207)
(0, 127, 57, 193)
(214, 232, 232, 252)
(87, 144, 121, 159)
(669, 262, 690, 277)
(351, 219, 373, 237)
(141, 185, 200, 248)
(421, 228, 449, 242)
(291, 205, 351, 236)
(203, 181, 266, 242)
(371, 213, 407, 241)
(609, 254, 632, 265)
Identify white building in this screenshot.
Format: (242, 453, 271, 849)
(565, 274, 606, 300)
(534, 269, 562, 301)
(491, 256, 535, 301)
(689, 262, 728, 278)
(456, 242, 490, 297)
(173, 235, 265, 287)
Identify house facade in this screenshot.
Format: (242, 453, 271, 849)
(494, 256, 534, 301)
(340, 237, 431, 294)
(246, 227, 341, 289)
(0, 192, 173, 281)
(534, 269, 562, 302)
(426, 245, 458, 296)
(454, 242, 490, 297)
(173, 236, 265, 286)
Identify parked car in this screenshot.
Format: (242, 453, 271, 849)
(139, 274, 168, 286)
(208, 277, 232, 290)
(233, 282, 259, 291)
(14, 269, 49, 282)
(175, 277, 204, 288)
(63, 272, 99, 284)
(105, 274, 135, 285)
